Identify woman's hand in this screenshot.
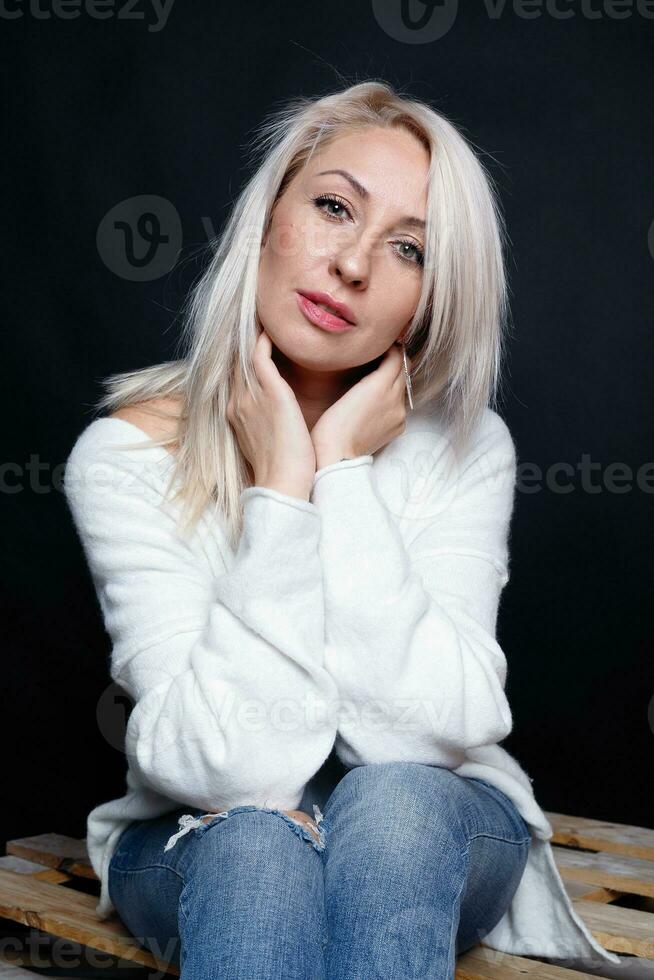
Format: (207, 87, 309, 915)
(311, 343, 409, 469)
(227, 329, 317, 501)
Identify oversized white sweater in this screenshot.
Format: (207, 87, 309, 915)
(63, 409, 620, 968)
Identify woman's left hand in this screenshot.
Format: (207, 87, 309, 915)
(310, 343, 409, 469)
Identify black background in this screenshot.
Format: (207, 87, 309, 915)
(2, 2, 652, 850)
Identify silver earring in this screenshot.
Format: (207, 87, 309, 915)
(402, 342, 414, 410)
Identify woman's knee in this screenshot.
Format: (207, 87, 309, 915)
(189, 805, 325, 870)
(324, 762, 469, 847)
(179, 807, 326, 923)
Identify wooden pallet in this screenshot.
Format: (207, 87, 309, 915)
(1, 811, 653, 978)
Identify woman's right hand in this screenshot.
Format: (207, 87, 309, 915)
(227, 329, 316, 501)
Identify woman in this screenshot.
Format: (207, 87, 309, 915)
(63, 81, 620, 977)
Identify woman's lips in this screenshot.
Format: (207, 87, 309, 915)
(296, 292, 356, 333)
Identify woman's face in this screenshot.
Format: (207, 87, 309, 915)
(256, 125, 429, 373)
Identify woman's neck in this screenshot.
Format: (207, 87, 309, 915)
(271, 344, 373, 432)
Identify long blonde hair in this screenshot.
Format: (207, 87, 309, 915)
(92, 79, 512, 550)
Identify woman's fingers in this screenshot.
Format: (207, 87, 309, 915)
(252, 327, 278, 390)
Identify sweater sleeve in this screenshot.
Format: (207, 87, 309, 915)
(63, 428, 338, 812)
(310, 410, 517, 770)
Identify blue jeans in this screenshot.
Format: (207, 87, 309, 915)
(108, 754, 531, 979)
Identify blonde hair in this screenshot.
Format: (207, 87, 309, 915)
(92, 79, 512, 550)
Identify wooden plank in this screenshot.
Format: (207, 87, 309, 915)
(5, 835, 94, 880)
(553, 844, 654, 898)
(0, 869, 178, 976)
(456, 945, 612, 978)
(571, 898, 654, 958)
(547, 812, 654, 862)
(562, 879, 621, 903)
(0, 855, 71, 885)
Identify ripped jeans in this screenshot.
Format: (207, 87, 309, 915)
(108, 753, 531, 979)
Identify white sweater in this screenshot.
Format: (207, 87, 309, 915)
(63, 410, 620, 968)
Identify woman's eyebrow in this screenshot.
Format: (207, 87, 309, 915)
(315, 168, 426, 231)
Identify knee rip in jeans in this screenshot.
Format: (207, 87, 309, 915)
(163, 804, 327, 855)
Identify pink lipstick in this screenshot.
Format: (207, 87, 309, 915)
(296, 291, 357, 333)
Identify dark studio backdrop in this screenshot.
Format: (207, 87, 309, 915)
(2, 2, 652, 855)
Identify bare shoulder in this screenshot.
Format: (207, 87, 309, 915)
(108, 395, 185, 443)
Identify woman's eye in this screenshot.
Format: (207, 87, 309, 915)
(394, 241, 425, 267)
(313, 194, 352, 220)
